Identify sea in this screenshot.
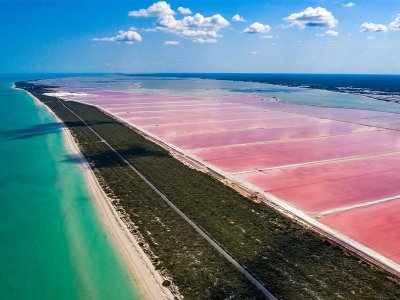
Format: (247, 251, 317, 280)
(0, 74, 140, 300)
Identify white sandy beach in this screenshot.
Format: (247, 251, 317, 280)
(21, 88, 175, 300)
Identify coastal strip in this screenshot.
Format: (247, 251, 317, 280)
(16, 86, 175, 300)
(62, 123, 175, 300)
(17, 82, 266, 299)
(58, 94, 276, 299)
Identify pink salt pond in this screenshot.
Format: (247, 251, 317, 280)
(68, 89, 400, 267)
(241, 153, 400, 212)
(168, 122, 376, 149)
(193, 130, 400, 172)
(321, 200, 400, 263)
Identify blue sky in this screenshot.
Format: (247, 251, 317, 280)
(1, 0, 399, 74)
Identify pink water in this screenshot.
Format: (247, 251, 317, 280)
(66, 89, 400, 266)
(192, 130, 400, 172)
(241, 153, 400, 212)
(321, 200, 400, 263)
(168, 123, 376, 149)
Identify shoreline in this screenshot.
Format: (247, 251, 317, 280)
(19, 86, 174, 300)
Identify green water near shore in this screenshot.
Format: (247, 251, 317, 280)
(0, 75, 140, 299)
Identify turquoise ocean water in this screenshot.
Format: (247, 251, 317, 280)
(0, 75, 140, 300)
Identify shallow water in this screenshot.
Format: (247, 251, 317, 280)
(0, 75, 140, 300)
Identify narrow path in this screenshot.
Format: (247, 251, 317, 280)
(57, 99, 277, 300)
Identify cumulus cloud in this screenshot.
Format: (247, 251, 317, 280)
(360, 22, 388, 32)
(343, 2, 356, 8)
(93, 29, 142, 44)
(284, 7, 338, 29)
(129, 2, 230, 43)
(316, 29, 339, 37)
(325, 29, 339, 36)
(193, 38, 217, 44)
(156, 13, 230, 42)
(243, 22, 271, 33)
(164, 40, 179, 45)
(178, 7, 192, 15)
(232, 14, 246, 22)
(128, 1, 174, 17)
(389, 14, 400, 30)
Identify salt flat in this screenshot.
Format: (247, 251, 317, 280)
(62, 87, 400, 272)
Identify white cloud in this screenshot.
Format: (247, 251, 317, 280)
(129, 1, 174, 17)
(93, 29, 142, 44)
(389, 14, 400, 30)
(193, 38, 217, 44)
(316, 29, 339, 37)
(366, 36, 376, 39)
(243, 22, 271, 33)
(251, 51, 258, 55)
(325, 29, 339, 36)
(343, 2, 356, 8)
(156, 13, 230, 43)
(178, 7, 192, 15)
(360, 22, 388, 32)
(128, 2, 230, 43)
(164, 40, 179, 45)
(284, 7, 338, 29)
(232, 14, 246, 22)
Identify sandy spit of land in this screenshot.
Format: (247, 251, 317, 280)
(19, 86, 175, 300)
